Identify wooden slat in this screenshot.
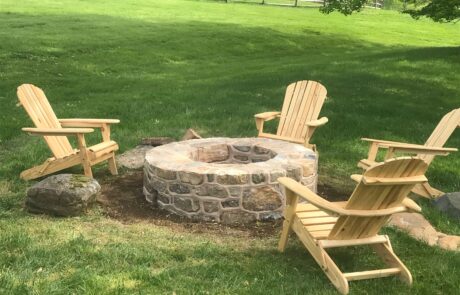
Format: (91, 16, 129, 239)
(296, 203, 321, 212)
(300, 216, 337, 226)
(277, 82, 297, 136)
(305, 223, 335, 232)
(344, 268, 401, 281)
(362, 175, 428, 185)
(329, 157, 428, 240)
(18, 84, 120, 180)
(422, 108, 460, 164)
(319, 235, 387, 248)
(18, 84, 74, 158)
(280, 81, 303, 137)
(297, 211, 330, 218)
(310, 230, 331, 239)
(291, 81, 313, 138)
(285, 80, 307, 138)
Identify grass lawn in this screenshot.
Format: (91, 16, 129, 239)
(0, 0, 459, 294)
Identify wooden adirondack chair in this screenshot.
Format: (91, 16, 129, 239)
(17, 84, 120, 180)
(254, 80, 328, 148)
(358, 108, 459, 198)
(278, 157, 429, 294)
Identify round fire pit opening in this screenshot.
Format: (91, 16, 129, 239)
(143, 138, 318, 224)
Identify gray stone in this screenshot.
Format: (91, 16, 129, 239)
(157, 193, 170, 204)
(251, 157, 270, 163)
(228, 186, 242, 197)
(259, 211, 282, 221)
(155, 167, 177, 180)
(232, 145, 251, 152)
(143, 137, 318, 224)
(116, 145, 154, 169)
(203, 201, 220, 213)
(433, 193, 460, 219)
(196, 184, 228, 198)
(216, 174, 248, 185)
(221, 211, 256, 224)
(253, 145, 270, 155)
(169, 183, 190, 194)
(252, 172, 266, 184)
(286, 166, 302, 181)
(174, 196, 199, 212)
(233, 155, 249, 162)
(270, 170, 286, 183)
(221, 198, 239, 208)
(26, 174, 100, 217)
(179, 172, 204, 185)
(242, 186, 282, 211)
(143, 187, 157, 203)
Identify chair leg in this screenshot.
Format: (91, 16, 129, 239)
(291, 218, 349, 294)
(108, 153, 118, 175)
(371, 239, 412, 285)
(278, 190, 299, 252)
(411, 182, 443, 199)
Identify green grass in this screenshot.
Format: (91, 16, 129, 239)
(0, 0, 459, 294)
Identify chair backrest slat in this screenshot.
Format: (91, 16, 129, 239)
(276, 81, 327, 141)
(421, 108, 460, 164)
(18, 84, 74, 158)
(328, 158, 428, 240)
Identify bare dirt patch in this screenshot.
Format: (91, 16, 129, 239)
(97, 171, 282, 238)
(97, 171, 347, 238)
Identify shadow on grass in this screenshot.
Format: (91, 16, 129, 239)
(0, 12, 458, 191)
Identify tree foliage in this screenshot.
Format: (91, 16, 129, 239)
(404, 0, 460, 22)
(321, 0, 460, 22)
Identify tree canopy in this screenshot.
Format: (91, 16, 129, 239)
(321, 0, 460, 22)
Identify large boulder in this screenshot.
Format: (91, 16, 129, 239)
(26, 174, 100, 217)
(433, 192, 460, 219)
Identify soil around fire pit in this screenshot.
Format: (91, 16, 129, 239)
(97, 171, 345, 238)
(97, 171, 279, 237)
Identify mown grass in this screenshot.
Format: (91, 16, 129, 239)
(0, 0, 459, 294)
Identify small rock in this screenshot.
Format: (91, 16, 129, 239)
(259, 211, 282, 221)
(438, 236, 460, 251)
(389, 213, 439, 246)
(26, 174, 100, 217)
(117, 145, 154, 169)
(433, 192, 460, 219)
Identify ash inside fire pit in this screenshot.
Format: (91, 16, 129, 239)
(143, 138, 317, 224)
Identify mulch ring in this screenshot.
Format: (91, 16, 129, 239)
(97, 171, 346, 238)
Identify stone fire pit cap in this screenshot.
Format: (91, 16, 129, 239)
(145, 137, 316, 175)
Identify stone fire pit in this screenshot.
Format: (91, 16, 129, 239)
(143, 138, 317, 224)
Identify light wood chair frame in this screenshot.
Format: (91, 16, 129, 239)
(358, 108, 459, 198)
(278, 157, 428, 294)
(18, 84, 120, 180)
(254, 80, 328, 149)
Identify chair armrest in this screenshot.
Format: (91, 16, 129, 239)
(306, 117, 328, 127)
(22, 127, 94, 136)
(362, 138, 457, 155)
(59, 118, 120, 128)
(278, 177, 408, 217)
(254, 111, 281, 121)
